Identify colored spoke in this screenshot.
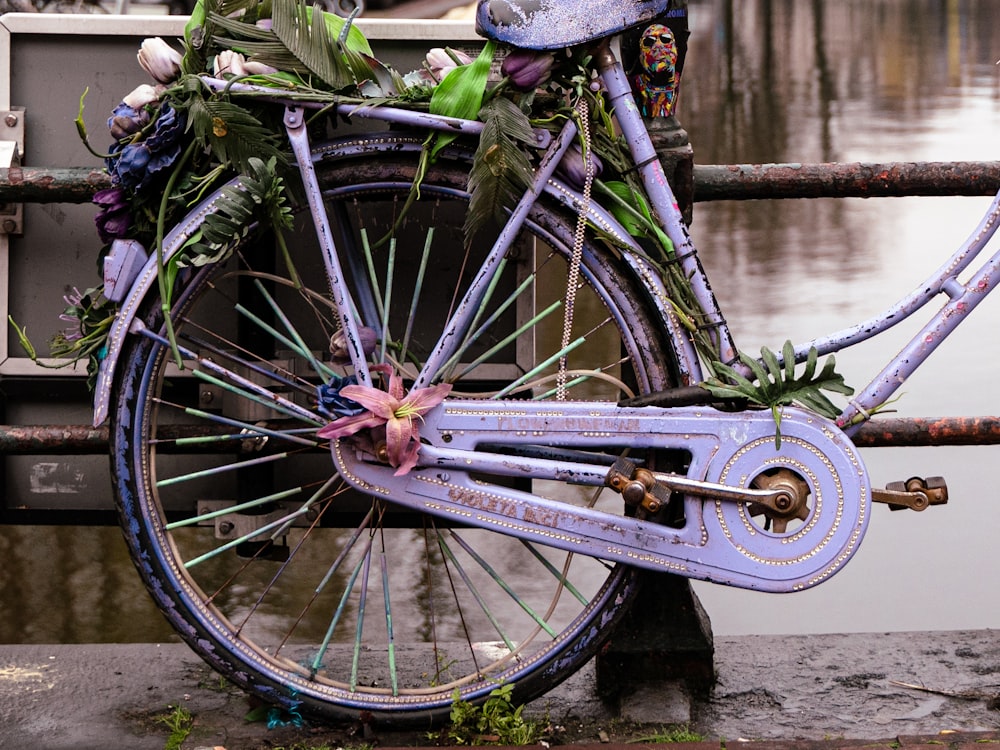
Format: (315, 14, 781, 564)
(450, 531, 557, 638)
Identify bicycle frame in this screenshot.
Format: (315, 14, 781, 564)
(92, 31, 996, 593)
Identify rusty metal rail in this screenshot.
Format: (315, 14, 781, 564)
(3, 160, 1000, 204)
(4, 159, 1000, 452)
(3, 417, 1000, 453)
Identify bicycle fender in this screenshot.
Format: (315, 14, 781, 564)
(92, 178, 248, 426)
(93, 134, 701, 423)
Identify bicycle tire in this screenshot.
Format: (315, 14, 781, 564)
(110, 136, 683, 724)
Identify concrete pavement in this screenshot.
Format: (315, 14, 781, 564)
(1, 630, 999, 749)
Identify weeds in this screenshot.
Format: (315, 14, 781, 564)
(443, 684, 545, 746)
(157, 704, 193, 750)
(627, 725, 705, 744)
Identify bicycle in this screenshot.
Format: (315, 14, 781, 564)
(62, 0, 996, 727)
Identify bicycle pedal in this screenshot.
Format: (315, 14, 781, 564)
(605, 457, 671, 513)
(872, 476, 948, 511)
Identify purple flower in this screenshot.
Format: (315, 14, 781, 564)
(93, 187, 132, 244)
(106, 102, 185, 192)
(501, 49, 554, 91)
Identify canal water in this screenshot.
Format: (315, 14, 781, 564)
(2, 0, 1000, 644)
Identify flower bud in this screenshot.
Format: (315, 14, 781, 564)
(556, 143, 603, 190)
(243, 60, 278, 76)
(137, 37, 183, 84)
(424, 47, 473, 82)
(329, 326, 378, 364)
(213, 49, 248, 78)
(501, 49, 554, 91)
(122, 83, 160, 110)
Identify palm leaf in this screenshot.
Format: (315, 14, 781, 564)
(701, 342, 854, 447)
(269, 0, 374, 91)
(465, 97, 535, 240)
(188, 98, 285, 173)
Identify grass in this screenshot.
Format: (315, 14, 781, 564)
(157, 704, 193, 750)
(626, 724, 706, 744)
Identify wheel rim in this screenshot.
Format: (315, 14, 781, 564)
(116, 154, 677, 718)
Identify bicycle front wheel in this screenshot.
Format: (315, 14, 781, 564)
(110, 137, 682, 724)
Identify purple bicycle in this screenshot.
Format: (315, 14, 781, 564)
(86, 0, 988, 726)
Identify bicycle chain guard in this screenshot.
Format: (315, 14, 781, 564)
(331, 402, 871, 593)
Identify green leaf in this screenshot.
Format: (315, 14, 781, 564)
(427, 41, 495, 159)
(269, 0, 365, 90)
(700, 341, 855, 444)
(465, 97, 535, 239)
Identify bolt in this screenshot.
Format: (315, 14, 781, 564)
(3, 113, 17, 127)
(774, 494, 792, 511)
(2, 219, 16, 234)
(200, 390, 215, 405)
(218, 520, 235, 535)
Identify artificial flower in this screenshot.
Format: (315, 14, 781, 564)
(107, 102, 186, 192)
(425, 47, 473, 82)
(317, 365, 452, 475)
(122, 83, 160, 110)
(93, 187, 132, 244)
(137, 37, 183, 85)
(501, 49, 554, 91)
(556, 142, 603, 190)
(316, 374, 366, 418)
(329, 326, 377, 365)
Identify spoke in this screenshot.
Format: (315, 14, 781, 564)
(181, 321, 317, 398)
(380, 238, 396, 363)
(439, 263, 538, 378)
(350, 537, 375, 692)
(278, 505, 373, 655)
(380, 550, 399, 696)
(137, 323, 323, 425)
(167, 402, 317, 448)
(400, 228, 434, 360)
(310, 539, 372, 679)
(520, 541, 588, 606)
(191, 369, 322, 426)
(155, 448, 291, 488)
(437, 531, 517, 655)
(492, 336, 587, 399)
(360, 228, 387, 324)
(450, 531, 557, 638)
(166, 427, 318, 447)
(452, 299, 563, 381)
(165, 486, 303, 530)
(235, 299, 336, 383)
(184, 507, 309, 568)
(234, 492, 332, 637)
(252, 278, 339, 384)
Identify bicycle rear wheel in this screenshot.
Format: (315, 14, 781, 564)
(110, 136, 682, 724)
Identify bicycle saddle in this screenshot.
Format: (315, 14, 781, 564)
(476, 0, 673, 50)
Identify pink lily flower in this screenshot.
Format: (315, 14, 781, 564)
(317, 365, 452, 476)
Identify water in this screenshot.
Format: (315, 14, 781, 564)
(682, 0, 1000, 634)
(3, 0, 1000, 644)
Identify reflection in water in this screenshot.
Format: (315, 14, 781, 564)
(3, 0, 1000, 645)
(685, 0, 1000, 634)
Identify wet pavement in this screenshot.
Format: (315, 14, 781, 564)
(2, 630, 999, 749)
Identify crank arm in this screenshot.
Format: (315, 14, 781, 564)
(331, 400, 872, 593)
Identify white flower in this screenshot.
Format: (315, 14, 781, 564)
(213, 50, 277, 78)
(137, 38, 183, 84)
(424, 47, 473, 81)
(121, 83, 160, 110)
(213, 49, 247, 78)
